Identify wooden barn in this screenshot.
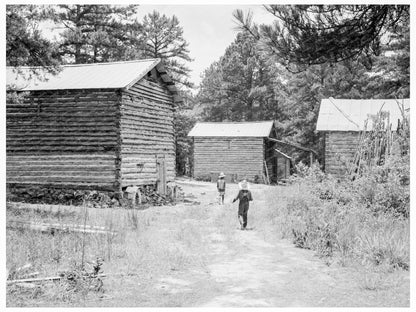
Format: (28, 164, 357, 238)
(187, 121, 291, 183)
(316, 98, 410, 177)
(6, 59, 180, 197)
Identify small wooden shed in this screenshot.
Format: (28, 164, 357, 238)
(6, 59, 180, 197)
(188, 121, 284, 183)
(274, 148, 293, 181)
(316, 98, 410, 177)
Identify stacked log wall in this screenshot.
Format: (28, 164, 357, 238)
(120, 76, 175, 187)
(193, 137, 264, 181)
(6, 89, 119, 191)
(324, 131, 360, 177)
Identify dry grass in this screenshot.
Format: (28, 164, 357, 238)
(6, 201, 211, 307)
(253, 180, 409, 273)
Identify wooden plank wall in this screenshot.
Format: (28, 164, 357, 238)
(264, 139, 275, 182)
(120, 75, 175, 188)
(193, 137, 264, 181)
(324, 131, 360, 177)
(6, 89, 119, 191)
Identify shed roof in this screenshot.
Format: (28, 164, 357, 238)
(6, 59, 181, 102)
(188, 121, 274, 137)
(316, 98, 410, 131)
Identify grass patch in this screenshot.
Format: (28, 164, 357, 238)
(6, 202, 209, 307)
(254, 167, 409, 272)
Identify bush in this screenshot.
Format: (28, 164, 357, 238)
(263, 158, 409, 270)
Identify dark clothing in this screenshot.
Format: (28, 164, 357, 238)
(233, 190, 253, 228)
(233, 190, 253, 210)
(239, 206, 249, 228)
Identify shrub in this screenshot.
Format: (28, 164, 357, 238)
(263, 158, 409, 271)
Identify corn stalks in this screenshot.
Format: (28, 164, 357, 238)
(348, 100, 409, 180)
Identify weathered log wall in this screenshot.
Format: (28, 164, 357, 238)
(193, 137, 264, 181)
(324, 131, 360, 177)
(120, 74, 175, 187)
(6, 89, 119, 191)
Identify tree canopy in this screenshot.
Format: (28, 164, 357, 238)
(197, 17, 410, 164)
(198, 32, 283, 121)
(6, 5, 61, 71)
(7, 5, 193, 90)
(234, 5, 409, 72)
(50, 5, 140, 63)
(138, 11, 194, 88)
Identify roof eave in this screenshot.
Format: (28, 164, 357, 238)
(123, 58, 161, 90)
(122, 59, 183, 104)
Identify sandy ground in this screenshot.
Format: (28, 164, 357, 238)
(99, 180, 409, 307)
(8, 179, 410, 307)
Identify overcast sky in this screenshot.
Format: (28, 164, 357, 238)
(135, 5, 276, 87)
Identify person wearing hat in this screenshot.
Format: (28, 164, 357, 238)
(232, 179, 253, 230)
(217, 172, 226, 205)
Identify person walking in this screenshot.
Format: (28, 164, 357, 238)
(232, 180, 253, 230)
(217, 172, 226, 205)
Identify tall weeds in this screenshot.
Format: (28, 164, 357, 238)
(260, 106, 410, 270)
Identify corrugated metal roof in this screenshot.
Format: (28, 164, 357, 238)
(6, 59, 181, 102)
(316, 98, 410, 131)
(188, 121, 274, 137)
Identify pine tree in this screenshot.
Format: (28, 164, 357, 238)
(6, 5, 61, 71)
(234, 5, 409, 72)
(138, 10, 193, 88)
(51, 5, 139, 64)
(198, 32, 284, 122)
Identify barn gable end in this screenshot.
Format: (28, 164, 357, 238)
(119, 67, 175, 190)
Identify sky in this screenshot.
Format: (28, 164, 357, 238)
(134, 5, 277, 87)
(40, 4, 278, 89)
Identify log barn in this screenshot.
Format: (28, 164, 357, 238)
(316, 98, 410, 177)
(6, 59, 180, 198)
(188, 121, 287, 183)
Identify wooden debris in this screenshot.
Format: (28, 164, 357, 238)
(7, 274, 107, 285)
(140, 186, 175, 206)
(7, 263, 40, 280)
(7, 276, 62, 285)
(7, 220, 117, 235)
(183, 198, 201, 205)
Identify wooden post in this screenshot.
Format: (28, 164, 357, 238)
(263, 160, 270, 185)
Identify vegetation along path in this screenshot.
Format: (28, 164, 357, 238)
(88, 180, 408, 307)
(7, 180, 409, 307)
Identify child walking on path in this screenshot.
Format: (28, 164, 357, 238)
(232, 180, 253, 230)
(217, 172, 226, 205)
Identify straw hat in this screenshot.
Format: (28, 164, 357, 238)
(219, 172, 225, 178)
(238, 179, 249, 190)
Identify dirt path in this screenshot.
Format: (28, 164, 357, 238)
(9, 180, 409, 307)
(142, 180, 409, 307)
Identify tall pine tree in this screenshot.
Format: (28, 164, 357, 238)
(51, 5, 140, 63)
(198, 32, 283, 122)
(138, 11, 193, 88)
